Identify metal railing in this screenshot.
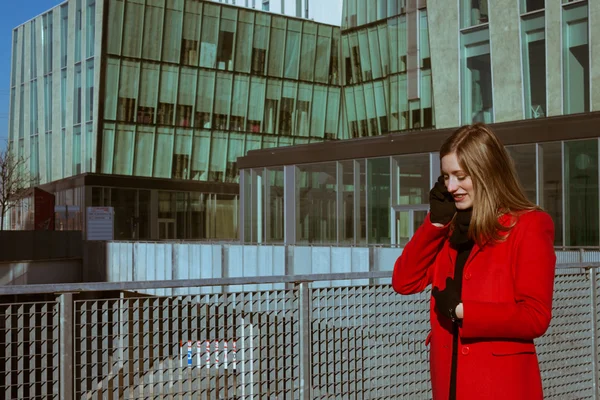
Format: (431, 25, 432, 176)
(1, 265, 600, 399)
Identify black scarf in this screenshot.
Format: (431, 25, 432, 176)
(449, 208, 473, 247)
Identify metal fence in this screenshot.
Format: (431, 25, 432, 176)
(1, 264, 600, 399)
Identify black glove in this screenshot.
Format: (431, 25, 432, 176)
(432, 277, 461, 322)
(429, 175, 456, 225)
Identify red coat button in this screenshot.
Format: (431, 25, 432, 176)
(461, 346, 470, 355)
(464, 272, 472, 280)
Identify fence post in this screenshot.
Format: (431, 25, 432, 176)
(297, 282, 312, 400)
(59, 293, 74, 400)
(590, 267, 599, 400)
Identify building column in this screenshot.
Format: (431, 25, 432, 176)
(284, 165, 297, 244)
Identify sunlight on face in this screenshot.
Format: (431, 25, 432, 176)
(441, 153, 474, 210)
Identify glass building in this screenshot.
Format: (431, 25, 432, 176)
(9, 0, 600, 243)
(239, 113, 600, 247)
(212, 0, 344, 26)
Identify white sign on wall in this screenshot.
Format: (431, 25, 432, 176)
(86, 207, 114, 241)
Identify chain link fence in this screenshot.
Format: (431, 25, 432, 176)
(1, 263, 600, 399)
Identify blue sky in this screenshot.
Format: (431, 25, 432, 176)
(0, 1, 63, 148)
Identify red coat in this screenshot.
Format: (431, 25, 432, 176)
(392, 210, 556, 400)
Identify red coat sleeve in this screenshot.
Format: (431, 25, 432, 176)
(392, 213, 449, 295)
(460, 211, 556, 339)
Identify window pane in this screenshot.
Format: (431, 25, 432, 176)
(299, 22, 317, 81)
(230, 75, 249, 132)
(461, 29, 493, 124)
(200, 4, 219, 68)
(209, 131, 227, 182)
(326, 88, 340, 138)
(173, 128, 192, 179)
(521, 0, 545, 14)
(284, 20, 301, 79)
(395, 153, 429, 205)
(563, 4, 589, 114)
(297, 162, 337, 244)
(104, 59, 119, 120)
(315, 25, 331, 83)
(268, 17, 286, 77)
(181, 2, 201, 66)
(162, 6, 183, 63)
(86, 0, 95, 58)
(235, 10, 253, 73)
(226, 132, 244, 182)
(191, 130, 210, 180)
(461, 0, 489, 29)
(213, 73, 232, 130)
(540, 142, 563, 246)
(217, 7, 236, 71)
(114, 126, 134, 175)
(138, 63, 159, 124)
(134, 126, 154, 176)
(106, 0, 123, 55)
(311, 86, 327, 138)
(74, 65, 82, 124)
(248, 77, 266, 133)
(252, 14, 270, 75)
(367, 157, 390, 244)
(143, 5, 163, 60)
(153, 127, 174, 178)
(506, 144, 537, 204)
(564, 139, 599, 246)
(122, 0, 143, 58)
(521, 15, 546, 118)
(196, 70, 215, 128)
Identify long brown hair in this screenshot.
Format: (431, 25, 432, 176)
(440, 123, 539, 246)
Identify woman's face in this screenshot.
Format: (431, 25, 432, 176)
(441, 152, 474, 210)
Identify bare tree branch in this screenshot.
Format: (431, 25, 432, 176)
(0, 144, 32, 230)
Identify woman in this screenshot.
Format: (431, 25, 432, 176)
(392, 123, 555, 400)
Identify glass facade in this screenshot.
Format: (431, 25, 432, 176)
(521, 12, 546, 119)
(341, 3, 434, 136)
(562, 2, 589, 115)
(242, 138, 600, 247)
(461, 28, 493, 124)
(9, 1, 100, 184)
(460, 0, 488, 28)
(101, 0, 343, 183)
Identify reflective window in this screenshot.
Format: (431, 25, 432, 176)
(86, 0, 95, 58)
(143, 2, 163, 61)
(461, 28, 493, 124)
(461, 0, 489, 29)
(235, 10, 253, 73)
(564, 140, 598, 246)
(367, 158, 390, 244)
(506, 144, 536, 204)
(563, 3, 589, 114)
(394, 154, 429, 205)
(75, 0, 82, 62)
(521, 14, 546, 119)
(521, 0, 544, 13)
(121, 0, 143, 58)
(297, 162, 337, 244)
(540, 142, 563, 246)
(74, 64, 82, 124)
(106, 0, 123, 55)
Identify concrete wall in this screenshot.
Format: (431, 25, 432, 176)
(0, 258, 82, 285)
(0, 231, 82, 262)
(428, 0, 460, 129)
(488, 0, 523, 123)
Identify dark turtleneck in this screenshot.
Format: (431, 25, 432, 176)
(448, 208, 474, 400)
